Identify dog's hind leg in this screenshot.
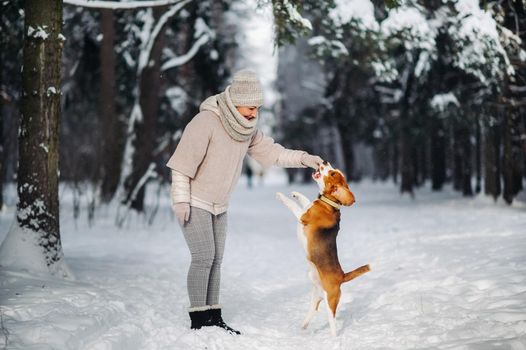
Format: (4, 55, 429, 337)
(276, 192, 304, 220)
(302, 286, 323, 329)
(291, 191, 311, 209)
(302, 269, 323, 329)
(323, 288, 341, 337)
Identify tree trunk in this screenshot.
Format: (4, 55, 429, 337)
(399, 125, 414, 195)
(460, 125, 473, 196)
(8, 0, 70, 276)
(373, 142, 390, 181)
(452, 125, 463, 192)
(0, 100, 4, 210)
(502, 110, 523, 204)
(430, 117, 446, 190)
(123, 7, 166, 212)
(99, 8, 123, 203)
(399, 54, 418, 196)
(338, 124, 356, 181)
(522, 110, 526, 181)
(392, 138, 398, 184)
(413, 140, 426, 187)
(500, 0, 526, 203)
(475, 116, 482, 194)
(484, 113, 501, 200)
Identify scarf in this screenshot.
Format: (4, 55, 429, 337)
(199, 86, 257, 142)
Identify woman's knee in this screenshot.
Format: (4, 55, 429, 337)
(211, 255, 223, 267)
(191, 251, 216, 269)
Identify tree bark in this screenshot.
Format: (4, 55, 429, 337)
(500, 0, 526, 203)
(430, 117, 446, 190)
(502, 110, 523, 204)
(452, 124, 463, 192)
(0, 99, 4, 210)
(399, 52, 418, 196)
(413, 140, 426, 187)
(460, 125, 473, 196)
(399, 125, 414, 195)
(392, 139, 398, 184)
(338, 123, 356, 181)
(373, 142, 390, 181)
(475, 116, 482, 193)
(17, 0, 67, 273)
(484, 113, 501, 200)
(99, 8, 124, 203)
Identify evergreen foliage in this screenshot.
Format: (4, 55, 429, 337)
(276, 0, 525, 203)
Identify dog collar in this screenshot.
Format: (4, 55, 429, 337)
(318, 194, 341, 210)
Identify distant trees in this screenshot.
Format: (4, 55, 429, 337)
(277, 0, 526, 204)
(60, 1, 233, 219)
(1, 1, 291, 237)
(0, 0, 244, 277)
(0, 3, 24, 210)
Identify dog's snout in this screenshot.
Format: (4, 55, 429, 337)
(349, 192, 356, 205)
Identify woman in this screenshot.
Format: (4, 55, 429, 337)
(167, 69, 323, 334)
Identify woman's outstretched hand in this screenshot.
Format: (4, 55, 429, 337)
(301, 154, 324, 169)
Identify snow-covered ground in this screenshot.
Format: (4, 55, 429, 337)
(1, 170, 526, 350)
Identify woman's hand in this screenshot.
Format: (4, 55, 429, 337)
(301, 153, 324, 169)
(173, 202, 190, 225)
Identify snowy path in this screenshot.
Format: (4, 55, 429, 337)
(1, 178, 526, 349)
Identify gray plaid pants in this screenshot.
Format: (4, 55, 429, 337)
(180, 206, 227, 308)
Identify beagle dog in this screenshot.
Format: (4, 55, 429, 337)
(276, 161, 370, 336)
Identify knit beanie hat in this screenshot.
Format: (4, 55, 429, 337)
(228, 69, 264, 107)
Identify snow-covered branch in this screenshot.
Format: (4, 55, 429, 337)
(283, 0, 312, 31)
(137, 0, 191, 75)
(63, 0, 186, 9)
(161, 33, 210, 71)
(153, 130, 182, 156)
(116, 162, 158, 227)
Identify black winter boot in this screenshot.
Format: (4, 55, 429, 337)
(209, 308, 241, 335)
(189, 309, 212, 330)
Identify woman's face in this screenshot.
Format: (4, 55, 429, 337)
(236, 106, 259, 121)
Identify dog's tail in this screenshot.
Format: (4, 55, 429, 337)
(342, 264, 370, 283)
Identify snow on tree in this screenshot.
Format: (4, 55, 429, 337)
(448, 0, 519, 86)
(268, 0, 313, 47)
(114, 1, 218, 220)
(430, 93, 460, 112)
(0, 0, 73, 279)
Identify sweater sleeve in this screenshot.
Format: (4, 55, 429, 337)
(171, 170, 190, 204)
(247, 130, 307, 169)
(166, 112, 212, 178)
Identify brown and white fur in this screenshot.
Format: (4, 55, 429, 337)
(276, 161, 370, 336)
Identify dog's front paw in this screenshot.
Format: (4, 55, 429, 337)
(276, 192, 286, 201)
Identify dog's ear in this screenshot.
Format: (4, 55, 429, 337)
(324, 174, 338, 195)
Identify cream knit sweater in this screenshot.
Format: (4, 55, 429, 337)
(167, 110, 307, 214)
